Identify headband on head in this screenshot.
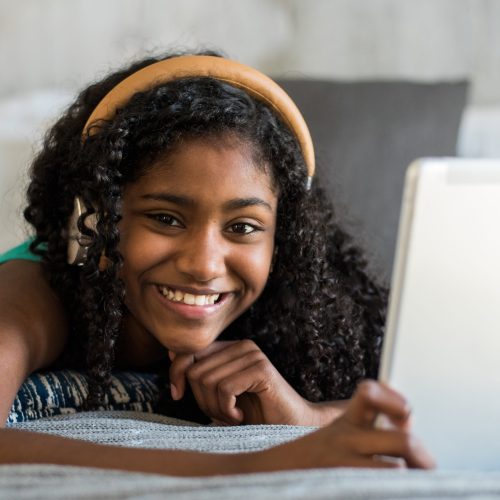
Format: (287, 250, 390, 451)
(82, 54, 315, 181)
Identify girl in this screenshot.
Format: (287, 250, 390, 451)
(0, 50, 434, 474)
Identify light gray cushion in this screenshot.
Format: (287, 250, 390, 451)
(276, 79, 468, 280)
(5, 412, 500, 499)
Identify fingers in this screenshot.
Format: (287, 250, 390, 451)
(188, 340, 259, 373)
(186, 341, 267, 424)
(345, 427, 436, 470)
(169, 340, 267, 424)
(344, 380, 411, 428)
(215, 358, 269, 422)
(168, 341, 239, 400)
(329, 380, 435, 469)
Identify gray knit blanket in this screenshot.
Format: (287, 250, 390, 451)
(3, 411, 500, 499)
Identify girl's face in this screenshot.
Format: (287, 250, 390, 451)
(119, 138, 278, 354)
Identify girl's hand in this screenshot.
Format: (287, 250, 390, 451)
(262, 380, 435, 470)
(169, 340, 321, 426)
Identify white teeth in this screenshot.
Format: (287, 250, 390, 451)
(184, 293, 195, 305)
(195, 295, 206, 306)
(159, 286, 220, 306)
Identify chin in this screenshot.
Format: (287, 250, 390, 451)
(165, 335, 219, 355)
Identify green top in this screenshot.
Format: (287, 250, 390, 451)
(0, 240, 42, 264)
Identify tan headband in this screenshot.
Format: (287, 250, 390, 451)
(83, 55, 315, 179)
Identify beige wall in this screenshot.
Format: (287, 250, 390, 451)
(0, 0, 499, 104)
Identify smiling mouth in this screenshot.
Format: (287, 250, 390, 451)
(157, 285, 222, 306)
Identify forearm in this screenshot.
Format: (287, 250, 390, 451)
(0, 428, 267, 476)
(0, 331, 31, 426)
(0, 261, 68, 371)
(0, 261, 68, 426)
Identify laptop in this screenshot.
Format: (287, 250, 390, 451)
(378, 158, 500, 471)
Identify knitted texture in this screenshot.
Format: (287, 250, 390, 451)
(2, 466, 500, 500)
(4, 412, 500, 499)
(9, 411, 314, 451)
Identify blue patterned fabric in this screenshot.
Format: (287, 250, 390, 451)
(7, 370, 160, 424)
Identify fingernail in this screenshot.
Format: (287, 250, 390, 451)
(168, 350, 175, 362)
(170, 383, 179, 400)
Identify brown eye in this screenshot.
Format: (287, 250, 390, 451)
(147, 214, 183, 227)
(229, 223, 259, 235)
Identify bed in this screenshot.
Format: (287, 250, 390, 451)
(4, 370, 500, 499)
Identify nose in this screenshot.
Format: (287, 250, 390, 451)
(175, 226, 227, 282)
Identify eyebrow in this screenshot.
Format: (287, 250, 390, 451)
(141, 193, 274, 212)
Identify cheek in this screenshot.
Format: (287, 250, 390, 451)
(234, 243, 274, 293)
(118, 227, 167, 286)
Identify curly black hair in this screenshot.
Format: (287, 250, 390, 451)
(24, 50, 387, 410)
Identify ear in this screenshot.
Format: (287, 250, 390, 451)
(67, 196, 98, 266)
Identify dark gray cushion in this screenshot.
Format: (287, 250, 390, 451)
(275, 79, 468, 281)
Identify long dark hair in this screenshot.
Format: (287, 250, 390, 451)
(24, 51, 387, 407)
